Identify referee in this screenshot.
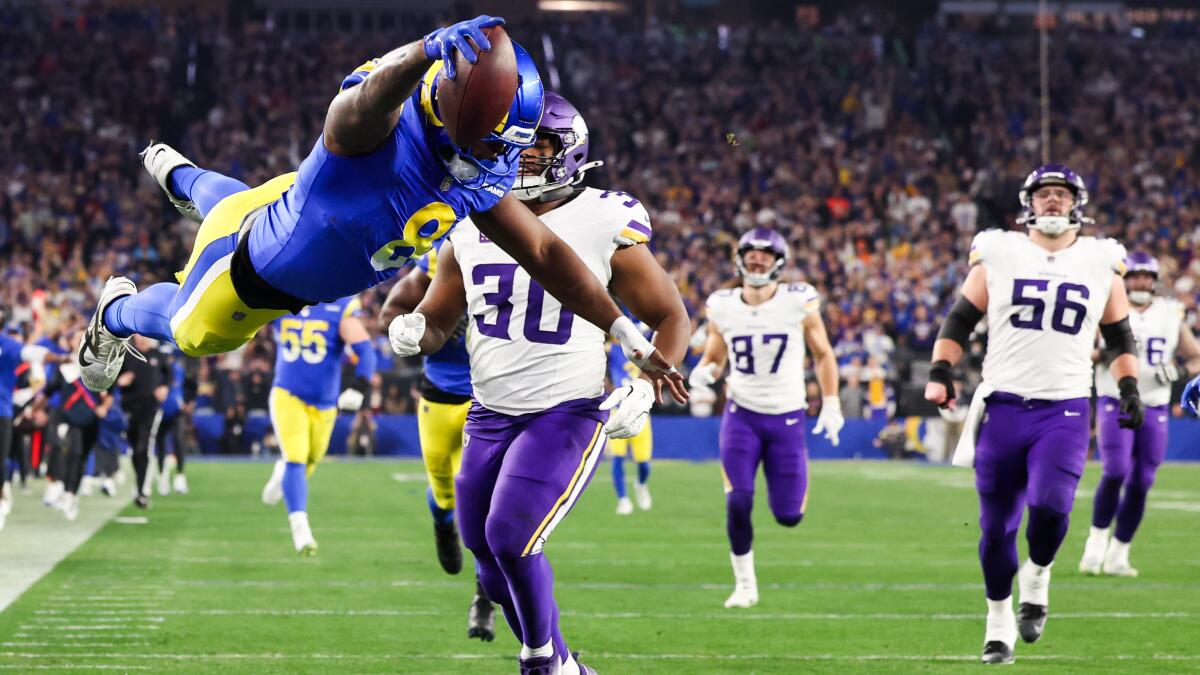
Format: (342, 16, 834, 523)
(118, 335, 169, 508)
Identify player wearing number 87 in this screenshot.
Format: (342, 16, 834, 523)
(77, 16, 685, 403)
(689, 227, 842, 611)
(924, 164, 1143, 665)
(259, 296, 377, 556)
(388, 91, 689, 674)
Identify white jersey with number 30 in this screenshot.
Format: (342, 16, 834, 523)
(1095, 297, 1184, 407)
(451, 188, 653, 415)
(972, 230, 1126, 400)
(705, 283, 820, 414)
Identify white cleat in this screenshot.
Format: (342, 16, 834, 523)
(289, 512, 318, 557)
(76, 277, 145, 392)
(157, 468, 171, 497)
(724, 551, 759, 608)
(140, 142, 202, 222)
(0, 483, 12, 517)
(262, 460, 285, 506)
(1102, 539, 1139, 577)
(633, 482, 652, 511)
(100, 478, 117, 497)
(42, 480, 65, 507)
(63, 493, 80, 521)
(1079, 527, 1108, 576)
(615, 496, 633, 515)
(173, 474, 189, 495)
(0, 510, 6, 532)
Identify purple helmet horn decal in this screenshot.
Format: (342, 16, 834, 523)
(512, 91, 603, 202)
(735, 228, 789, 286)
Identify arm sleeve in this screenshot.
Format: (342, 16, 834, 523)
(350, 341, 377, 381)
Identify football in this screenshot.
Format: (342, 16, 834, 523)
(436, 25, 517, 149)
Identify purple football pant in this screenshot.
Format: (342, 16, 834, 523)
(974, 393, 1089, 600)
(1092, 397, 1169, 543)
(720, 402, 809, 556)
(456, 398, 607, 657)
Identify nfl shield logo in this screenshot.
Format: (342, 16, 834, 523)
(231, 311, 247, 321)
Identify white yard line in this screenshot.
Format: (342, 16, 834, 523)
(0, 493, 131, 613)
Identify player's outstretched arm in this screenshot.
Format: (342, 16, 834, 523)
(609, 243, 690, 402)
(925, 264, 988, 409)
(378, 269, 432, 333)
(406, 241, 468, 355)
(475, 195, 687, 402)
(324, 15, 503, 156)
(690, 320, 728, 389)
(337, 314, 377, 412)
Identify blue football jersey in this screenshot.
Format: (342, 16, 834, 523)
(0, 334, 24, 413)
(417, 239, 472, 397)
(271, 296, 362, 408)
(248, 64, 513, 304)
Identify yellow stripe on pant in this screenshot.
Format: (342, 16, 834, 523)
(269, 386, 337, 476)
(169, 173, 297, 357)
(417, 398, 471, 510)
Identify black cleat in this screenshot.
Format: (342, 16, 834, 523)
(467, 584, 495, 642)
(981, 641, 1014, 664)
(133, 494, 151, 509)
(433, 521, 463, 575)
(1017, 603, 1047, 643)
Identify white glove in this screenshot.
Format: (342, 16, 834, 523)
(599, 379, 654, 439)
(689, 385, 717, 418)
(388, 313, 426, 357)
(337, 387, 365, 412)
(688, 362, 719, 389)
(813, 396, 844, 447)
(1154, 363, 1179, 385)
(609, 316, 655, 369)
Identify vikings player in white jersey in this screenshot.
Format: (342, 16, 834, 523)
(388, 92, 688, 675)
(690, 228, 843, 610)
(925, 165, 1144, 665)
(1081, 252, 1200, 577)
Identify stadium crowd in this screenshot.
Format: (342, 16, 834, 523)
(2, 4, 1199, 460)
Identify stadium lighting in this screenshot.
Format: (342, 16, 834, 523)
(539, 0, 629, 11)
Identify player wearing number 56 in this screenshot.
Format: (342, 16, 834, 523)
(387, 91, 689, 673)
(73, 15, 686, 403)
(924, 164, 1142, 665)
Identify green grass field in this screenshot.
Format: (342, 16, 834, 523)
(2, 460, 1198, 673)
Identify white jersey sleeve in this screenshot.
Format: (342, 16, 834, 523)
(978, 232, 1124, 400)
(1096, 298, 1185, 407)
(707, 283, 818, 415)
(451, 188, 648, 415)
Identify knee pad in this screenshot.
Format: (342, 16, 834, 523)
(774, 513, 804, 528)
(726, 490, 754, 520)
(484, 515, 527, 560)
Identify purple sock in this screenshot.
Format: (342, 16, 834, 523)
(495, 553, 559, 652)
(1114, 483, 1149, 543)
(474, 553, 523, 644)
(1026, 505, 1069, 567)
(1092, 474, 1123, 529)
(726, 490, 754, 556)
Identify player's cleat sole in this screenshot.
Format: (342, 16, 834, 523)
(1017, 603, 1046, 643)
(77, 277, 144, 392)
(981, 640, 1014, 664)
(467, 592, 495, 642)
(140, 142, 202, 223)
(434, 521, 463, 575)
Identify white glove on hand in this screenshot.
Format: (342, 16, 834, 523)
(1154, 363, 1179, 385)
(813, 396, 844, 447)
(599, 379, 654, 439)
(688, 362, 718, 389)
(388, 313, 426, 357)
(337, 388, 365, 412)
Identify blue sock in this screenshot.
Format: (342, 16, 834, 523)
(282, 462, 308, 514)
(612, 456, 627, 499)
(168, 167, 250, 219)
(102, 282, 178, 341)
(637, 461, 651, 485)
(427, 486, 454, 526)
